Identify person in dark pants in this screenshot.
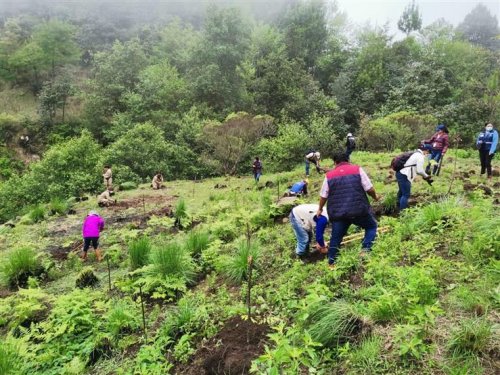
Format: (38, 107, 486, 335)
(423, 124, 449, 175)
(396, 146, 432, 210)
(476, 123, 498, 180)
(81, 210, 105, 261)
(316, 150, 381, 269)
(252, 157, 262, 182)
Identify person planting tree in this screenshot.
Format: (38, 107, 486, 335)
(286, 179, 309, 196)
(423, 124, 449, 175)
(305, 150, 321, 176)
(98, 187, 116, 207)
(392, 145, 433, 211)
(152, 171, 164, 189)
(476, 123, 498, 181)
(316, 149, 381, 269)
(81, 210, 105, 261)
(289, 204, 329, 260)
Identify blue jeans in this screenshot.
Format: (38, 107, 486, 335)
(290, 212, 311, 255)
(396, 171, 411, 210)
(305, 160, 310, 176)
(328, 213, 378, 264)
(346, 148, 353, 161)
(254, 172, 261, 182)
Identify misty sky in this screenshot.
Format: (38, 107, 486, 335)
(335, 0, 500, 33)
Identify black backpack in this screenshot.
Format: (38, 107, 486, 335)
(391, 151, 415, 171)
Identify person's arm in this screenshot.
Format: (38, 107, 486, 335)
(99, 218, 105, 231)
(442, 134, 449, 154)
(415, 154, 429, 178)
(316, 178, 329, 217)
(359, 168, 381, 201)
(490, 131, 498, 155)
(315, 215, 328, 247)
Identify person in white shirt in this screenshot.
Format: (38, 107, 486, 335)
(289, 204, 329, 259)
(305, 151, 321, 176)
(396, 145, 433, 210)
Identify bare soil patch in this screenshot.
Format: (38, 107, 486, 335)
(178, 316, 269, 375)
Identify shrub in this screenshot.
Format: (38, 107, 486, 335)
(119, 180, 139, 191)
(75, 267, 99, 289)
(220, 240, 260, 284)
(359, 112, 436, 151)
(0, 338, 24, 375)
(29, 205, 46, 223)
(149, 242, 195, 283)
(185, 230, 210, 257)
(448, 319, 492, 355)
(128, 236, 152, 270)
(306, 300, 371, 347)
(0, 288, 52, 330)
(0, 247, 40, 289)
(48, 197, 68, 216)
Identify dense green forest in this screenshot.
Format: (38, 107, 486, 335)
(0, 0, 499, 219)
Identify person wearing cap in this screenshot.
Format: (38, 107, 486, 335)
(98, 187, 116, 207)
(81, 211, 105, 261)
(288, 179, 309, 196)
(396, 145, 433, 210)
(289, 204, 329, 259)
(423, 124, 449, 175)
(476, 123, 498, 180)
(316, 149, 381, 268)
(345, 133, 356, 160)
(305, 150, 321, 176)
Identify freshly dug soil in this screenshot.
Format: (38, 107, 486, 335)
(178, 316, 269, 375)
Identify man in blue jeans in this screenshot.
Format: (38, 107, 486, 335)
(396, 146, 432, 210)
(316, 150, 381, 268)
(290, 204, 329, 259)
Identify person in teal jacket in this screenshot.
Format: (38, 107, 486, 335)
(476, 123, 498, 179)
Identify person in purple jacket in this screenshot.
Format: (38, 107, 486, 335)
(81, 210, 105, 261)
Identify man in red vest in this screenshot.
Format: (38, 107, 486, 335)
(316, 150, 381, 268)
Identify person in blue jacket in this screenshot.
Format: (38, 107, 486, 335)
(476, 123, 498, 180)
(288, 179, 309, 196)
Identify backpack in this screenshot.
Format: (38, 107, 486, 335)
(391, 151, 415, 171)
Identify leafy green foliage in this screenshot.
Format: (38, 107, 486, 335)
(0, 338, 25, 375)
(48, 197, 69, 216)
(105, 298, 140, 340)
(0, 288, 52, 330)
(128, 236, 152, 271)
(185, 229, 210, 257)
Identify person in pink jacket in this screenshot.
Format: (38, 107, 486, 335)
(82, 210, 105, 261)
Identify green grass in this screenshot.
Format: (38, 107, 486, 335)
(29, 205, 46, 223)
(49, 197, 69, 215)
(220, 239, 260, 284)
(0, 247, 40, 288)
(447, 318, 492, 355)
(149, 242, 195, 283)
(185, 230, 210, 257)
(128, 236, 152, 270)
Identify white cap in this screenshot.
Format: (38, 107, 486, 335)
(89, 210, 98, 216)
(347, 133, 352, 137)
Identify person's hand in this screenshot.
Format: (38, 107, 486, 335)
(490, 152, 495, 156)
(375, 194, 382, 202)
(316, 208, 323, 218)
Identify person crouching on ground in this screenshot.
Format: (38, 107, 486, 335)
(82, 210, 105, 261)
(152, 171, 164, 189)
(290, 204, 329, 260)
(396, 145, 433, 211)
(287, 179, 309, 196)
(476, 123, 498, 180)
(317, 150, 381, 269)
(98, 187, 116, 207)
(305, 150, 321, 176)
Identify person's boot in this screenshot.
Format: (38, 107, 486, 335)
(81, 251, 88, 261)
(95, 248, 103, 262)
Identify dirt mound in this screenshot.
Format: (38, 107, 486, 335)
(179, 316, 269, 375)
(46, 240, 82, 261)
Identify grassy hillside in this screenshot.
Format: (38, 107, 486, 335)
(0, 151, 499, 375)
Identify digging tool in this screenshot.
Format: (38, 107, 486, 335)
(446, 136, 461, 197)
(435, 157, 444, 176)
(340, 226, 391, 246)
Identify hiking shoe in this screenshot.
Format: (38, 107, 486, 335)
(296, 253, 310, 263)
(328, 263, 336, 270)
(359, 249, 371, 258)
